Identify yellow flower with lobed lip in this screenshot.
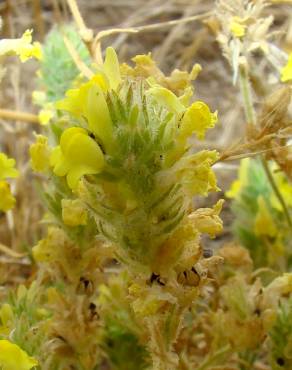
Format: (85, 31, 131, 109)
(0, 29, 42, 62)
(0, 340, 38, 370)
(56, 47, 120, 153)
(0, 153, 19, 180)
(281, 53, 292, 82)
(154, 96, 217, 167)
(175, 150, 219, 196)
(179, 101, 218, 141)
(50, 127, 105, 189)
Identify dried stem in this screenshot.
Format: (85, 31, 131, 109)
(92, 11, 212, 64)
(66, 0, 93, 44)
(62, 34, 94, 79)
(0, 243, 26, 258)
(0, 109, 39, 124)
(32, 0, 45, 40)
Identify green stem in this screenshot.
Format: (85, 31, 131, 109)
(239, 66, 256, 125)
(238, 66, 292, 230)
(261, 158, 292, 228)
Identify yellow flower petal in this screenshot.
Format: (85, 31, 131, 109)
(0, 29, 42, 63)
(38, 107, 54, 125)
(0, 180, 16, 211)
(0, 340, 38, 370)
(230, 17, 246, 38)
(85, 84, 113, 152)
(103, 47, 121, 90)
(50, 146, 70, 177)
(0, 153, 19, 180)
(60, 127, 87, 154)
(56, 79, 113, 152)
(51, 128, 105, 189)
(180, 101, 217, 140)
(64, 132, 104, 170)
(147, 86, 185, 114)
(56, 88, 83, 116)
(176, 150, 219, 196)
(281, 53, 292, 82)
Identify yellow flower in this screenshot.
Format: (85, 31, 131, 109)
(175, 150, 219, 196)
(0, 153, 19, 180)
(0, 180, 16, 211)
(179, 101, 217, 140)
(146, 85, 185, 114)
(38, 106, 54, 125)
(29, 135, 51, 172)
(50, 127, 105, 189)
(56, 77, 113, 153)
(189, 200, 224, 238)
(61, 198, 87, 226)
(281, 52, 292, 82)
(230, 17, 246, 38)
(0, 29, 42, 62)
(163, 101, 217, 166)
(0, 340, 38, 370)
(102, 46, 122, 90)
